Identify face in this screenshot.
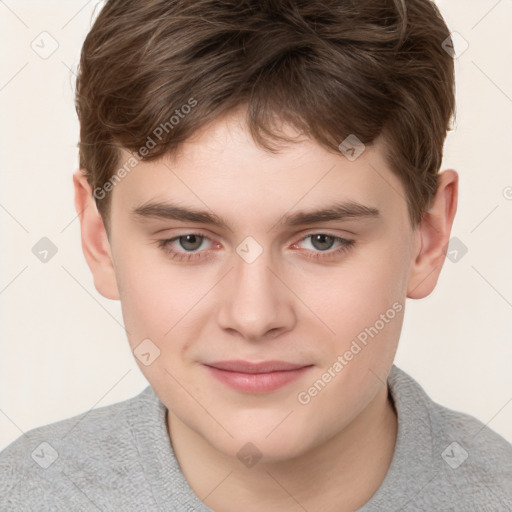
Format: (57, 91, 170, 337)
(105, 112, 419, 461)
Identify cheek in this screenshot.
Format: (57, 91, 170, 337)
(314, 242, 407, 329)
(356, 230, 412, 303)
(114, 248, 223, 357)
(301, 236, 408, 382)
(114, 248, 186, 347)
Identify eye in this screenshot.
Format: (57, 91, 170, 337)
(157, 234, 216, 262)
(300, 234, 339, 251)
(157, 232, 355, 263)
(293, 233, 355, 260)
(173, 234, 206, 252)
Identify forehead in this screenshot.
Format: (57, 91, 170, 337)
(110, 113, 408, 229)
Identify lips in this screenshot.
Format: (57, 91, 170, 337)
(205, 360, 308, 373)
(203, 360, 313, 393)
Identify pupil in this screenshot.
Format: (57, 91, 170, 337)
(313, 234, 334, 251)
(180, 235, 202, 251)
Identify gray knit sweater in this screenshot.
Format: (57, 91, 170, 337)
(1, 365, 512, 511)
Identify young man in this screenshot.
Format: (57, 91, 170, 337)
(1, 0, 511, 510)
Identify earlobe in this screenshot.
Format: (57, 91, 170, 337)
(406, 169, 459, 300)
(73, 170, 120, 300)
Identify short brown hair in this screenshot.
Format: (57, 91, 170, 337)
(75, 0, 455, 230)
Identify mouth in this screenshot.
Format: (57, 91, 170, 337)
(202, 360, 314, 393)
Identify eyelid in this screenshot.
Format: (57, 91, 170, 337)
(295, 231, 352, 244)
(162, 232, 217, 250)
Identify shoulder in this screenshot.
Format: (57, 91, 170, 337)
(432, 400, 512, 494)
(388, 366, 512, 509)
(0, 386, 155, 511)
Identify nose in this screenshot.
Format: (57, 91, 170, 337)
(217, 249, 297, 342)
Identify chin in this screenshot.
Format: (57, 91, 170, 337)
(209, 422, 318, 465)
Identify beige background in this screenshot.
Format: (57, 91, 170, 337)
(1, 0, 511, 450)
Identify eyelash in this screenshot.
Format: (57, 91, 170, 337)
(156, 233, 356, 263)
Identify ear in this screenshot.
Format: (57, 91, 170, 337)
(407, 169, 459, 299)
(73, 169, 120, 300)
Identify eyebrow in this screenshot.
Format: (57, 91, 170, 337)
(131, 200, 381, 230)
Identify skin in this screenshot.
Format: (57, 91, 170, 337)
(73, 110, 458, 512)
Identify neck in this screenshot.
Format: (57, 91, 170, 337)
(167, 384, 397, 512)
